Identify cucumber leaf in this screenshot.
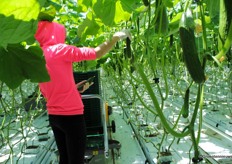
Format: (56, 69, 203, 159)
(0, 44, 50, 89)
(0, 0, 46, 48)
(0, 14, 37, 48)
(92, 0, 134, 26)
(77, 12, 101, 40)
(77, 0, 93, 12)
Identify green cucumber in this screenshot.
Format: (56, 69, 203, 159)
(182, 88, 190, 118)
(179, 8, 206, 84)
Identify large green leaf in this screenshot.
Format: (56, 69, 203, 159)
(0, 0, 46, 47)
(120, 0, 141, 13)
(92, 0, 134, 26)
(163, 0, 173, 8)
(77, 12, 101, 40)
(0, 44, 50, 89)
(77, 0, 139, 39)
(114, 1, 131, 23)
(0, 0, 40, 20)
(93, 0, 116, 26)
(0, 15, 37, 48)
(77, 0, 93, 12)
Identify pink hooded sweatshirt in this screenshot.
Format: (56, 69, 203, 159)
(34, 21, 96, 115)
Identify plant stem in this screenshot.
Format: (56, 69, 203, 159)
(189, 83, 204, 161)
(137, 64, 190, 138)
(215, 19, 232, 60)
(199, 1, 207, 51)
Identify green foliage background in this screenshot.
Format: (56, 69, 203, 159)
(0, 0, 230, 90)
(0, 0, 143, 89)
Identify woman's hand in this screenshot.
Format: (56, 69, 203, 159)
(113, 29, 132, 40)
(95, 29, 132, 59)
(76, 80, 93, 93)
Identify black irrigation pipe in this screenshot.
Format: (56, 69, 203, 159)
(121, 106, 155, 164)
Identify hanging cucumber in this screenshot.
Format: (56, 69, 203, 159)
(217, 0, 232, 62)
(125, 37, 135, 73)
(182, 88, 190, 118)
(218, 0, 232, 50)
(126, 37, 132, 58)
(215, 20, 232, 61)
(179, 8, 206, 84)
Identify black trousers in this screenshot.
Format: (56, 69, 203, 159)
(49, 114, 86, 164)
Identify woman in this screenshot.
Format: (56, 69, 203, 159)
(34, 21, 130, 164)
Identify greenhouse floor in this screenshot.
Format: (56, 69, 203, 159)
(105, 100, 232, 164)
(0, 98, 232, 164)
(0, 105, 146, 164)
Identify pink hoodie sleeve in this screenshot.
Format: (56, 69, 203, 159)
(54, 44, 97, 62)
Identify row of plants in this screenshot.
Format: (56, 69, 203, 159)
(0, 0, 231, 163)
(78, 0, 232, 163)
(102, 59, 231, 163)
